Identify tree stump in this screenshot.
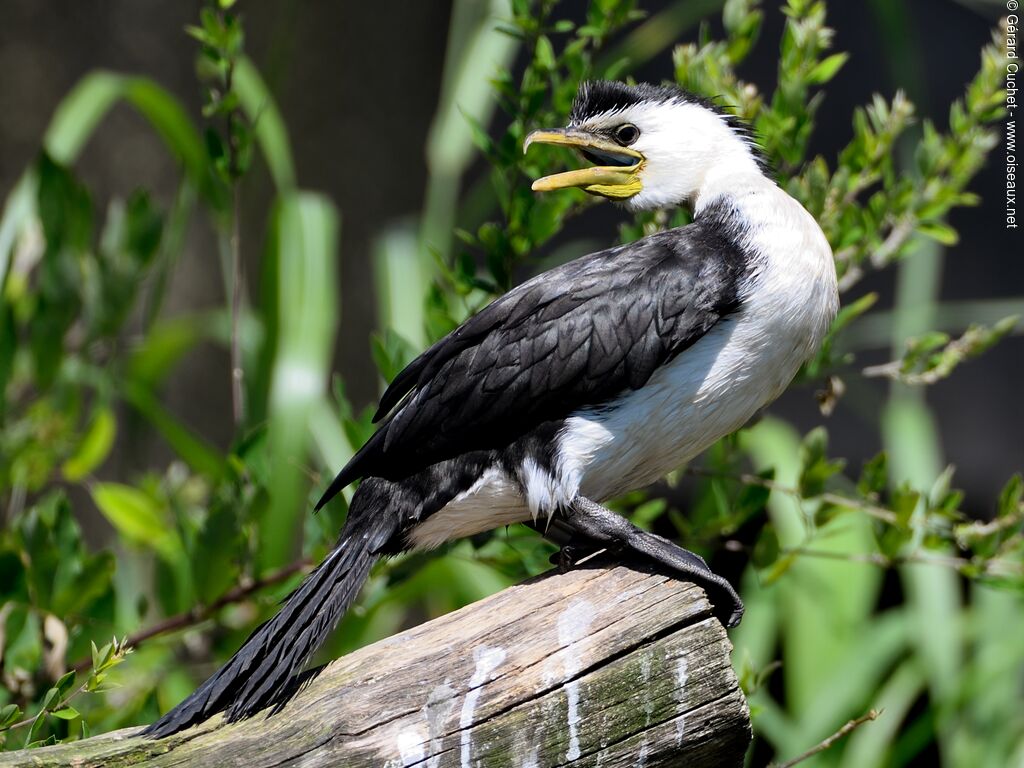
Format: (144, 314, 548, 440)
(0, 562, 751, 767)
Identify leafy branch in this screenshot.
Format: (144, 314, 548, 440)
(863, 316, 1018, 385)
(0, 638, 129, 749)
(187, 0, 253, 426)
(683, 427, 1024, 588)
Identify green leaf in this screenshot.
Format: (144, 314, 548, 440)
(761, 552, 797, 585)
(54, 670, 77, 698)
(997, 474, 1023, 518)
(61, 407, 116, 481)
(831, 292, 878, 334)
(52, 551, 114, 616)
(0, 704, 22, 730)
(41, 687, 60, 711)
(26, 712, 47, 747)
(127, 315, 205, 388)
(535, 35, 557, 70)
(37, 152, 93, 253)
(90, 483, 180, 561)
(917, 221, 959, 245)
(807, 52, 849, 84)
(752, 524, 780, 568)
(234, 57, 296, 192)
(184, 25, 214, 47)
(858, 452, 888, 497)
(630, 498, 667, 531)
(799, 427, 845, 497)
(193, 503, 241, 604)
(370, 329, 417, 384)
(735, 472, 773, 521)
(51, 707, 79, 721)
(0, 301, 15, 408)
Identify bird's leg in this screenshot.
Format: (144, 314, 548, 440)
(524, 517, 608, 574)
(562, 496, 744, 628)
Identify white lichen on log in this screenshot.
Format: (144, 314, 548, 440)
(0, 562, 751, 768)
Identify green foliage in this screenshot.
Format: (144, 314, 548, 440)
(188, 6, 252, 184)
(864, 316, 1018, 386)
(1, 1, 1021, 766)
(434, 0, 645, 329)
(0, 0, 347, 748)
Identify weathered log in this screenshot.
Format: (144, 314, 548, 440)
(1, 561, 751, 767)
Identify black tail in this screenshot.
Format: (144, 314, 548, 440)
(144, 503, 395, 738)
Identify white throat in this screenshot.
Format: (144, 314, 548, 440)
(602, 100, 765, 211)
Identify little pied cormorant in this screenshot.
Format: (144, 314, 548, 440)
(146, 80, 839, 738)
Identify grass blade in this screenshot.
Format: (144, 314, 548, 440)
(1, 71, 212, 290)
(235, 56, 296, 193)
(261, 192, 340, 569)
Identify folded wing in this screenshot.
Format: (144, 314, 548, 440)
(316, 225, 745, 509)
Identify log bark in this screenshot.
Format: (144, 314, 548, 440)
(0, 561, 751, 767)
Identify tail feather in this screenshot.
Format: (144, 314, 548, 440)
(144, 509, 395, 738)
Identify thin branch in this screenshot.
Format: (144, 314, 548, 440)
(229, 184, 244, 426)
(684, 467, 1024, 577)
(683, 467, 901, 525)
(769, 709, 881, 768)
(69, 558, 311, 672)
(957, 512, 1024, 541)
(836, 260, 862, 293)
(870, 216, 916, 269)
(6, 640, 131, 733)
(836, 215, 916, 293)
(787, 546, 1024, 578)
(222, 22, 246, 428)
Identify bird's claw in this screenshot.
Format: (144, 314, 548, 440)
(550, 541, 607, 573)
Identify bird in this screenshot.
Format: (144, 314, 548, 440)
(145, 79, 839, 738)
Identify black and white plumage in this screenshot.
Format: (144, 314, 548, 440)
(146, 80, 838, 738)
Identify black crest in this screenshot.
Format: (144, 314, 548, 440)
(569, 80, 685, 123)
(569, 80, 770, 172)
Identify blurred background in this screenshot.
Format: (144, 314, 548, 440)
(1, 0, 1021, 765)
(1, 0, 1019, 504)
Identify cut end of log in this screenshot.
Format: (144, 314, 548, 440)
(3, 561, 751, 768)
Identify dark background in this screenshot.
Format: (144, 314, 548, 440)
(1, 0, 1019, 513)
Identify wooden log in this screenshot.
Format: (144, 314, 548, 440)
(0, 561, 751, 767)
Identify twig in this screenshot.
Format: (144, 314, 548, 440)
(836, 215, 915, 293)
(685, 467, 1024, 577)
(229, 183, 244, 426)
(787, 546, 1024, 578)
(6, 638, 130, 733)
(223, 22, 246, 428)
(683, 467, 901, 525)
(769, 709, 881, 768)
(69, 558, 311, 672)
(956, 512, 1024, 541)
(870, 216, 916, 270)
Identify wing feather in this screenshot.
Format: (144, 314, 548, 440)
(315, 224, 746, 510)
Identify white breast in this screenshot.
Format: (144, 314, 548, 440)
(565, 186, 838, 502)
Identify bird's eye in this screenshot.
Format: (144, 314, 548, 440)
(614, 123, 640, 146)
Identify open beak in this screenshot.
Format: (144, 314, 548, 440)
(524, 129, 643, 200)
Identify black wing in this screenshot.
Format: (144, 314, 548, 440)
(316, 223, 746, 509)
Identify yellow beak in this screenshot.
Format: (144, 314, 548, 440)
(524, 129, 644, 200)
